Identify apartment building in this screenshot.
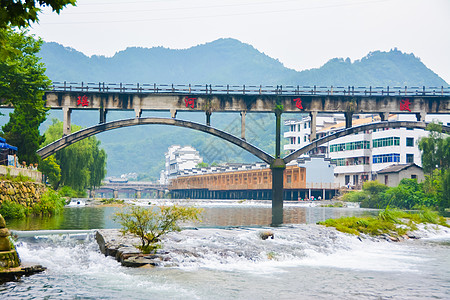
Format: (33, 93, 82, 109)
(284, 113, 450, 188)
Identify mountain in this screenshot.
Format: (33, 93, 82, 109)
(39, 38, 448, 87)
(36, 39, 448, 179)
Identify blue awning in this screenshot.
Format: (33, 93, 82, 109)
(0, 137, 5, 143)
(0, 142, 18, 151)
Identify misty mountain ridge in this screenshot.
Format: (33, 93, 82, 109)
(40, 38, 448, 87)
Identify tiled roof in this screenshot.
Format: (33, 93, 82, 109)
(377, 163, 422, 174)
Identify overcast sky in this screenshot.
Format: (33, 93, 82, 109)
(30, 0, 450, 83)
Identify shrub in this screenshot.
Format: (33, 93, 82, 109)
(114, 204, 203, 254)
(32, 189, 66, 216)
(0, 200, 27, 219)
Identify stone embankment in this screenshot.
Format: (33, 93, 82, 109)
(0, 180, 46, 207)
(96, 229, 172, 268)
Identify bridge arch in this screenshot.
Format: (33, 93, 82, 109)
(37, 117, 275, 164)
(283, 121, 450, 164)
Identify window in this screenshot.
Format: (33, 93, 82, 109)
(385, 175, 388, 185)
(373, 137, 400, 148)
(411, 174, 417, 179)
(290, 125, 295, 132)
(290, 137, 295, 144)
(406, 154, 414, 163)
(297, 137, 301, 144)
(304, 123, 307, 129)
(287, 175, 291, 183)
(304, 136, 307, 142)
(406, 137, 414, 147)
(345, 175, 350, 185)
(373, 153, 400, 164)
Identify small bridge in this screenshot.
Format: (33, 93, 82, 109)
(27, 82, 450, 225)
(93, 181, 168, 199)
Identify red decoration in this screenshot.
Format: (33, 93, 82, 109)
(293, 98, 303, 110)
(400, 98, 411, 112)
(77, 95, 89, 107)
(184, 97, 196, 109)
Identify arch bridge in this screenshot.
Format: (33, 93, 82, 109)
(37, 117, 448, 225)
(25, 82, 450, 225)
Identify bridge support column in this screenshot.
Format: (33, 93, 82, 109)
(310, 111, 317, 141)
(416, 112, 426, 122)
(271, 159, 285, 226)
(100, 108, 108, 124)
(136, 190, 141, 199)
(170, 109, 177, 118)
(62, 107, 72, 136)
(240, 111, 246, 140)
(272, 106, 285, 226)
(379, 112, 389, 121)
(206, 111, 211, 126)
(345, 112, 353, 128)
(135, 108, 142, 118)
(113, 190, 119, 199)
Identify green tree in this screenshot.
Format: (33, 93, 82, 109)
(114, 204, 203, 254)
(0, 28, 49, 164)
(196, 162, 209, 168)
(418, 122, 450, 211)
(0, 0, 76, 29)
(41, 119, 107, 192)
(39, 155, 61, 189)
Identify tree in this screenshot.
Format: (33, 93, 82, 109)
(41, 119, 107, 192)
(0, 0, 76, 29)
(0, 28, 49, 164)
(113, 204, 203, 254)
(418, 122, 450, 211)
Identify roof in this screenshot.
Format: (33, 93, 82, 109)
(318, 114, 398, 133)
(377, 163, 422, 174)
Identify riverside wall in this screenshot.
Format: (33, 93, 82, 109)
(0, 165, 42, 183)
(0, 180, 47, 207)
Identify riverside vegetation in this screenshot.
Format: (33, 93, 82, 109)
(318, 207, 449, 238)
(0, 174, 67, 220)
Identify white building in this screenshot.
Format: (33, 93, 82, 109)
(284, 113, 450, 188)
(160, 145, 203, 184)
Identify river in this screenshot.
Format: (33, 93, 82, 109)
(2, 200, 449, 299)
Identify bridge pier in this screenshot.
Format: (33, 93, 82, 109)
(240, 111, 246, 140)
(206, 111, 211, 126)
(416, 112, 426, 121)
(272, 108, 285, 226)
(100, 108, 108, 124)
(136, 190, 141, 199)
(113, 190, 119, 199)
(135, 108, 142, 118)
(310, 111, 317, 141)
(62, 107, 72, 136)
(379, 112, 389, 121)
(345, 111, 353, 128)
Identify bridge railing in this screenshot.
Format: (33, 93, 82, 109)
(49, 82, 450, 96)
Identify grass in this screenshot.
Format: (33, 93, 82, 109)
(318, 207, 449, 237)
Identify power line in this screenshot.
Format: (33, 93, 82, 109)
(37, 0, 390, 25)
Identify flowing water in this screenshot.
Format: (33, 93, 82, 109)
(2, 201, 450, 299)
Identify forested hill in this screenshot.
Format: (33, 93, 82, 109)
(40, 38, 447, 87)
(37, 39, 448, 179)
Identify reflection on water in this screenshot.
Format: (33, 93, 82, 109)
(7, 203, 378, 230)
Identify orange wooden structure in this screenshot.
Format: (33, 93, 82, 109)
(169, 165, 306, 191)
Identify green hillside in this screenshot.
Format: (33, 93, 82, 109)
(36, 38, 448, 179)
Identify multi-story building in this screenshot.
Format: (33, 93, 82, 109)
(284, 113, 450, 188)
(160, 145, 203, 184)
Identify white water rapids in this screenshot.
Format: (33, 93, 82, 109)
(2, 224, 450, 299)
